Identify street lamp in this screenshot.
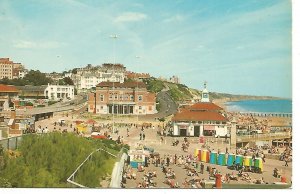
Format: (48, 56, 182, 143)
(110, 34, 118, 134)
(135, 55, 141, 124)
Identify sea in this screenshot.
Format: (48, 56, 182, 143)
(224, 99, 292, 113)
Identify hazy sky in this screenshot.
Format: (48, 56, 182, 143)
(0, 0, 292, 98)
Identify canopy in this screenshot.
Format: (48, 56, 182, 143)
(86, 119, 97, 125)
(74, 120, 84, 125)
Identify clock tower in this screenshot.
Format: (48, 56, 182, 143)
(201, 81, 210, 102)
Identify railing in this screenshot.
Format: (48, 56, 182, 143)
(236, 132, 291, 143)
(0, 135, 23, 150)
(238, 112, 292, 118)
(66, 146, 128, 188)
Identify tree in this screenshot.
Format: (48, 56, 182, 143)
(63, 77, 74, 85)
(23, 70, 54, 86)
(71, 68, 77, 74)
(58, 77, 74, 86)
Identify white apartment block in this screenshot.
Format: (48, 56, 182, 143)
(72, 71, 125, 90)
(44, 84, 75, 100)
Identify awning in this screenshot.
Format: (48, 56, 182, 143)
(203, 125, 215, 130)
(178, 125, 188, 129)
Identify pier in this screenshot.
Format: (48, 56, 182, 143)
(238, 112, 292, 118)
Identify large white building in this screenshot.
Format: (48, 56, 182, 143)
(44, 84, 75, 100)
(172, 82, 229, 137)
(71, 63, 126, 91)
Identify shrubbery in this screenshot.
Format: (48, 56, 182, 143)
(0, 133, 125, 188)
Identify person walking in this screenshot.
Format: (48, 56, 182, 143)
(166, 156, 170, 167)
(262, 153, 266, 163)
(284, 156, 289, 167)
(200, 162, 204, 174)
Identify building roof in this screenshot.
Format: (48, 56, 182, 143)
(172, 110, 227, 122)
(0, 58, 13, 64)
(188, 102, 223, 111)
(97, 81, 146, 88)
(0, 84, 19, 93)
(16, 85, 47, 92)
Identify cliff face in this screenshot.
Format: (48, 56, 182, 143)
(143, 77, 283, 104)
(209, 92, 282, 102)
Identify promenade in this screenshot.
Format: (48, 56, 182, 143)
(34, 111, 292, 188)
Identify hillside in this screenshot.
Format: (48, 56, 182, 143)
(143, 77, 281, 104)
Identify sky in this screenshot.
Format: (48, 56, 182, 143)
(0, 0, 292, 98)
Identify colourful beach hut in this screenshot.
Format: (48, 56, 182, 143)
(217, 152, 226, 166)
(227, 153, 236, 167)
(210, 151, 217, 164)
(235, 155, 244, 166)
(201, 150, 209, 163)
(254, 158, 263, 173)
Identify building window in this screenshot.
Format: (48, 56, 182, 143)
(109, 94, 113, 100)
(139, 106, 142, 110)
(100, 106, 103, 110)
(114, 94, 118, 100)
(100, 94, 104, 102)
(138, 95, 143, 101)
(130, 95, 134, 100)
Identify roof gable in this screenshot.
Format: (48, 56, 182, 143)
(189, 102, 223, 111)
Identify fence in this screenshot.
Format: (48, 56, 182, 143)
(239, 112, 292, 118)
(0, 135, 23, 150)
(236, 132, 291, 143)
(66, 146, 128, 188)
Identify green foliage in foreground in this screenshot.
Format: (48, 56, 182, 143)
(0, 133, 125, 188)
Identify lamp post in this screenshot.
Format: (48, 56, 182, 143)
(110, 34, 118, 134)
(135, 55, 141, 124)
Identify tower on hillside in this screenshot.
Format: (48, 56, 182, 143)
(201, 81, 210, 102)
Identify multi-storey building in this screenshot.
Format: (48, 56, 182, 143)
(16, 84, 74, 100)
(125, 71, 151, 80)
(169, 75, 180, 84)
(88, 81, 157, 115)
(44, 84, 75, 100)
(0, 58, 26, 79)
(72, 63, 126, 91)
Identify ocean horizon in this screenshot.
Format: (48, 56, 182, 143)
(224, 99, 292, 113)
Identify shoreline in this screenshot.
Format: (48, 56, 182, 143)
(213, 98, 292, 114)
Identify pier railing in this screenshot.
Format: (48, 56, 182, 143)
(236, 132, 291, 143)
(238, 112, 292, 118)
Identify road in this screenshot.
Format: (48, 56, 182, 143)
(139, 90, 178, 121)
(15, 94, 87, 116)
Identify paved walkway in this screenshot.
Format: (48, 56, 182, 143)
(35, 112, 292, 188)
